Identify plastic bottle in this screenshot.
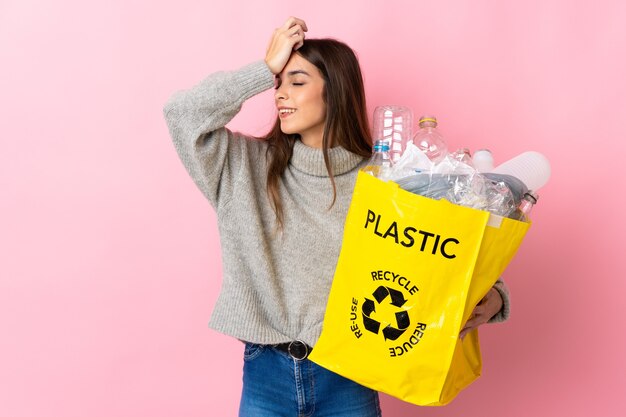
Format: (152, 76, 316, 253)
(373, 105, 413, 163)
(491, 151, 551, 191)
(513, 191, 538, 222)
(362, 140, 393, 179)
(451, 148, 473, 166)
(411, 116, 448, 163)
(472, 149, 494, 172)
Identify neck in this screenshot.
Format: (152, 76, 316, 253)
(290, 139, 365, 177)
(299, 125, 330, 149)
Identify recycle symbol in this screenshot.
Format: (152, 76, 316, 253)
(362, 286, 411, 341)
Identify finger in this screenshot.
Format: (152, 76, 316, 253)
(460, 324, 475, 339)
(289, 28, 304, 49)
(288, 24, 304, 38)
(281, 16, 307, 32)
(295, 17, 308, 32)
(291, 18, 308, 32)
(464, 315, 484, 330)
(464, 318, 478, 329)
(460, 322, 475, 338)
(283, 16, 308, 32)
(281, 17, 296, 30)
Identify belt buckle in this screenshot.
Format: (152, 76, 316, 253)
(287, 340, 309, 361)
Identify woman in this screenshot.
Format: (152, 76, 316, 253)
(164, 16, 509, 417)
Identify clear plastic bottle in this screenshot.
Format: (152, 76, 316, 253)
(411, 116, 448, 163)
(362, 140, 393, 179)
(451, 148, 473, 166)
(373, 105, 413, 163)
(513, 191, 538, 222)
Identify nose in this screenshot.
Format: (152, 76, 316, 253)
(275, 83, 288, 101)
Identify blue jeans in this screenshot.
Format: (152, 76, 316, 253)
(239, 343, 382, 417)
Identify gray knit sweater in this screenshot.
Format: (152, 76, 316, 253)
(163, 60, 510, 346)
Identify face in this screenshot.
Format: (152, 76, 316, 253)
(274, 53, 327, 147)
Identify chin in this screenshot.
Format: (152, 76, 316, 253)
(279, 124, 298, 135)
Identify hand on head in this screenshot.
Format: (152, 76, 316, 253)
(265, 17, 308, 75)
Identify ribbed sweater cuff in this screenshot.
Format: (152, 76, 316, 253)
(488, 279, 511, 323)
(234, 60, 275, 101)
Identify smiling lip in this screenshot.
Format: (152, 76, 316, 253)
(278, 107, 297, 119)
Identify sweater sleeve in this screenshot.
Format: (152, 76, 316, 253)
(162, 60, 275, 208)
(487, 277, 511, 323)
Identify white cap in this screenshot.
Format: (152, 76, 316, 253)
(472, 149, 494, 172)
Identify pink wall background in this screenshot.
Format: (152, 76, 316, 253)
(1, 0, 624, 416)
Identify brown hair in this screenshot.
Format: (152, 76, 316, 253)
(261, 38, 372, 227)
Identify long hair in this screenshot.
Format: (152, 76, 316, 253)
(261, 38, 372, 228)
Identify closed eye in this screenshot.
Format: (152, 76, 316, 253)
(274, 82, 304, 90)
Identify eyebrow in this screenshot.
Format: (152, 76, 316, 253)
(276, 70, 311, 81)
(287, 70, 310, 76)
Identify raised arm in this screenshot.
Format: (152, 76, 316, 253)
(163, 61, 274, 208)
(163, 17, 308, 208)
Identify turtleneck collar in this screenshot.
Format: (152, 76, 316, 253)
(289, 139, 365, 177)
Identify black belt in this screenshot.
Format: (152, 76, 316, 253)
(274, 340, 312, 360)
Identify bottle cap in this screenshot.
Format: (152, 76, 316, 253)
(523, 191, 538, 204)
(418, 116, 438, 128)
(472, 149, 495, 172)
(373, 140, 390, 151)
